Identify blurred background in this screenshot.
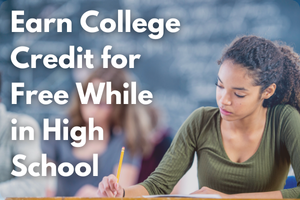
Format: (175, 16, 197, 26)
(0, 0, 300, 195)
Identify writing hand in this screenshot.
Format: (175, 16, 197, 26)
(97, 174, 123, 197)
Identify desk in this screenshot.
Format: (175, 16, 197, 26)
(5, 198, 300, 200)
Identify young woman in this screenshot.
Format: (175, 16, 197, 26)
(43, 67, 153, 196)
(97, 35, 300, 198)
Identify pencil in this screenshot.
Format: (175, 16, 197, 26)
(116, 147, 125, 183)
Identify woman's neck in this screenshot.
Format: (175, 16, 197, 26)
(222, 106, 268, 136)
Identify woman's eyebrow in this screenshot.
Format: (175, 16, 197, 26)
(217, 76, 223, 83)
(232, 87, 248, 91)
(217, 76, 248, 91)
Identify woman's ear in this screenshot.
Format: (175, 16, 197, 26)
(262, 83, 276, 99)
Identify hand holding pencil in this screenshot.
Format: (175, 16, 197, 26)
(97, 147, 125, 197)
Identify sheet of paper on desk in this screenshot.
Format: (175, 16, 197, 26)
(143, 194, 222, 198)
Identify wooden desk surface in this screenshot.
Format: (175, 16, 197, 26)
(5, 198, 300, 200)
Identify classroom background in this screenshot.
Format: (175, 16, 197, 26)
(0, 0, 300, 195)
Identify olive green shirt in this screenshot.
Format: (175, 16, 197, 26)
(140, 104, 300, 198)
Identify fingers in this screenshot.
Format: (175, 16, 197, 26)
(97, 181, 107, 197)
(114, 182, 124, 197)
(108, 174, 118, 191)
(97, 176, 114, 197)
(97, 174, 123, 197)
(104, 176, 116, 197)
(109, 175, 124, 197)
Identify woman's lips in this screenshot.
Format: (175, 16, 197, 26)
(219, 108, 232, 116)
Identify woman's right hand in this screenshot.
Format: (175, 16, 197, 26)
(97, 174, 124, 197)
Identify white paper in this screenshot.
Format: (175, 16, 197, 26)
(143, 194, 221, 198)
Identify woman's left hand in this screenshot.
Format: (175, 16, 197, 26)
(190, 186, 229, 198)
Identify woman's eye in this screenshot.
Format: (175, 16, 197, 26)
(215, 82, 223, 88)
(235, 93, 245, 98)
(215, 82, 245, 98)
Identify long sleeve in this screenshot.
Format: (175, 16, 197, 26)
(140, 109, 202, 195)
(280, 106, 300, 198)
(0, 114, 46, 197)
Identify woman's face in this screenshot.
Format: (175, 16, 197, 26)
(216, 60, 265, 121)
(80, 78, 112, 127)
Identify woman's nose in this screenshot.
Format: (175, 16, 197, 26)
(220, 92, 231, 106)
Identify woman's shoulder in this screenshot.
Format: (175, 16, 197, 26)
(190, 106, 219, 120)
(269, 104, 299, 119)
(268, 104, 300, 139)
(183, 106, 219, 131)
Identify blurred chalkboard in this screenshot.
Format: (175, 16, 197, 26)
(0, 0, 299, 132)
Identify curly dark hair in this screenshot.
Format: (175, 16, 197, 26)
(218, 35, 300, 113)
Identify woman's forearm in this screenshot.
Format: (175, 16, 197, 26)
(191, 186, 283, 199)
(125, 185, 149, 197)
(229, 190, 283, 199)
